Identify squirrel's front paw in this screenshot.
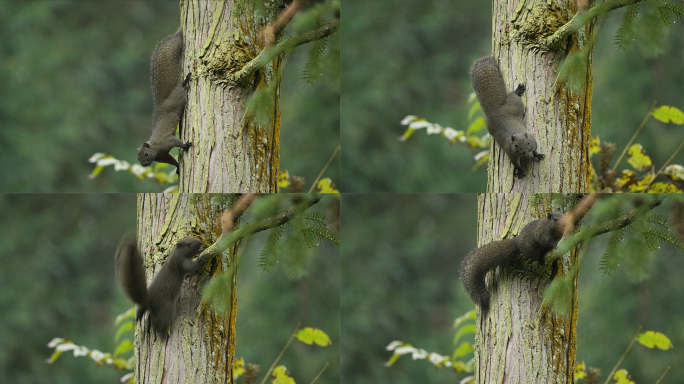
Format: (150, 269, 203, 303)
(533, 151, 545, 160)
(514, 168, 526, 179)
(182, 141, 192, 150)
(514, 84, 526, 96)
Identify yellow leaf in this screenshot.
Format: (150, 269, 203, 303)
(629, 173, 654, 192)
(637, 331, 673, 350)
(233, 357, 245, 378)
(278, 170, 290, 188)
(316, 178, 339, 193)
(613, 369, 635, 384)
(662, 164, 684, 181)
(652, 106, 684, 124)
(574, 361, 586, 379)
(627, 144, 652, 171)
(646, 182, 682, 193)
(272, 365, 296, 384)
(588, 136, 600, 154)
(615, 170, 636, 189)
(296, 327, 332, 346)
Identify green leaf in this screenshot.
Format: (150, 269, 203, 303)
(296, 327, 331, 346)
(452, 342, 473, 360)
(115, 320, 135, 342)
(637, 331, 673, 350)
(652, 105, 684, 124)
(452, 309, 476, 329)
(113, 339, 133, 358)
(452, 324, 476, 347)
(114, 307, 136, 325)
(467, 117, 486, 136)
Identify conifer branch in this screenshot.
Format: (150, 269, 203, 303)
(195, 195, 322, 266)
(556, 198, 663, 255)
(543, 0, 643, 49)
(233, 19, 339, 85)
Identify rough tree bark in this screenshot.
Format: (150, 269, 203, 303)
(135, 194, 240, 384)
(179, 1, 282, 192)
(474, 193, 579, 384)
(488, 0, 592, 193)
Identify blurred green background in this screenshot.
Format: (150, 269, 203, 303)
(0, 0, 339, 192)
(341, 1, 684, 192)
(341, 194, 684, 384)
(0, 194, 340, 384)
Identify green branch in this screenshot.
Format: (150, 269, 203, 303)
(233, 19, 339, 85)
(543, 0, 643, 49)
(195, 195, 322, 267)
(554, 198, 663, 257)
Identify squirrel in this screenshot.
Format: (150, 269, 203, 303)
(114, 234, 205, 336)
(460, 212, 564, 313)
(137, 29, 192, 175)
(470, 56, 545, 178)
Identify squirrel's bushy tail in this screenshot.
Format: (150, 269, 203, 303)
(470, 56, 507, 117)
(150, 29, 183, 104)
(114, 234, 149, 321)
(460, 238, 520, 313)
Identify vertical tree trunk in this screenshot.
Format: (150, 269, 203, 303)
(474, 193, 578, 384)
(135, 193, 239, 384)
(488, 0, 592, 193)
(179, 0, 281, 192)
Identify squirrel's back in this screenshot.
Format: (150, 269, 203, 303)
(470, 56, 508, 117)
(150, 29, 183, 105)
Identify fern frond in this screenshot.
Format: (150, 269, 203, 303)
(645, 226, 684, 249)
(257, 224, 284, 274)
(662, 0, 684, 19)
(614, 4, 641, 50)
(301, 36, 329, 86)
(599, 228, 626, 276)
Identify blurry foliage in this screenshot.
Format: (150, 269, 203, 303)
(47, 308, 137, 384)
(590, 105, 683, 192)
(0, 194, 136, 384)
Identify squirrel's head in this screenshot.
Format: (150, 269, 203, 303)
(137, 143, 157, 166)
(175, 237, 204, 257)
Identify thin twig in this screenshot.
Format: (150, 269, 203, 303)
(308, 145, 340, 193)
(309, 362, 329, 384)
(602, 326, 642, 384)
(654, 366, 671, 384)
(259, 323, 301, 384)
(644, 140, 684, 189)
(612, 100, 657, 173)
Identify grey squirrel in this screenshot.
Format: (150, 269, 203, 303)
(137, 29, 192, 175)
(470, 56, 544, 178)
(460, 212, 563, 313)
(114, 234, 204, 336)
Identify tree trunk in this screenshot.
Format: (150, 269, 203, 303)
(474, 193, 578, 384)
(134, 193, 239, 384)
(179, 0, 281, 192)
(488, 0, 592, 193)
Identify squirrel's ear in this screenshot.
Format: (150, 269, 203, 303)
(547, 212, 553, 219)
(511, 135, 516, 141)
(142, 143, 151, 148)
